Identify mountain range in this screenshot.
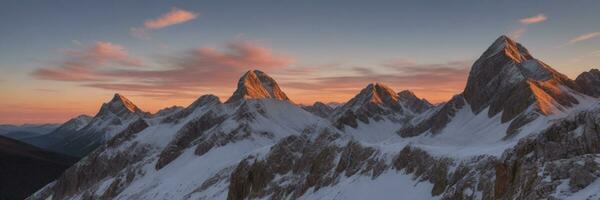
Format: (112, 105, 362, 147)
(16, 35, 600, 200)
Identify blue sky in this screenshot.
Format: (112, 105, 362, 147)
(0, 0, 599, 123)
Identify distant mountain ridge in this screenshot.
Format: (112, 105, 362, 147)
(0, 135, 76, 200)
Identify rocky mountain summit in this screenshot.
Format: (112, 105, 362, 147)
(400, 35, 588, 138)
(28, 36, 600, 200)
(226, 70, 291, 103)
(331, 83, 430, 129)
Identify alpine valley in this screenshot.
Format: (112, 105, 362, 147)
(22, 36, 600, 200)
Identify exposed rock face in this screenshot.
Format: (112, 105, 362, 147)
(226, 132, 502, 200)
(27, 118, 151, 200)
(398, 90, 433, 113)
(399, 95, 466, 137)
(576, 68, 600, 97)
(97, 94, 146, 118)
(400, 35, 583, 138)
(493, 105, 600, 199)
(156, 111, 225, 169)
(331, 83, 427, 129)
(463, 35, 579, 122)
(302, 102, 334, 118)
(226, 103, 600, 200)
(226, 70, 290, 103)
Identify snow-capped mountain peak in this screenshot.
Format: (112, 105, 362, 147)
(225, 70, 290, 103)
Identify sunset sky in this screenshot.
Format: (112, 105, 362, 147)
(1, 0, 599, 124)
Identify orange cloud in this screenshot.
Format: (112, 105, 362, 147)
(568, 32, 600, 44)
(519, 14, 547, 25)
(144, 8, 198, 29)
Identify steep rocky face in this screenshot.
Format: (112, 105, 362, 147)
(302, 102, 334, 118)
(463, 35, 579, 123)
(397, 90, 433, 113)
(576, 68, 600, 97)
(399, 95, 466, 137)
(493, 103, 600, 199)
(97, 93, 146, 119)
(226, 70, 290, 103)
(401, 36, 584, 138)
(331, 83, 418, 129)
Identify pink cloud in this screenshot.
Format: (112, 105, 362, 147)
(33, 39, 293, 99)
(144, 8, 198, 29)
(568, 32, 600, 44)
(519, 14, 547, 25)
(32, 38, 467, 104)
(33, 41, 143, 81)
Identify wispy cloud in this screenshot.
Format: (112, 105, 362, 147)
(519, 14, 547, 25)
(144, 8, 198, 29)
(568, 32, 600, 44)
(510, 13, 548, 39)
(130, 8, 198, 39)
(33, 41, 143, 81)
(509, 28, 527, 40)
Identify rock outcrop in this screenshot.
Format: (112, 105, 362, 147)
(302, 102, 334, 118)
(576, 68, 600, 97)
(331, 83, 429, 129)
